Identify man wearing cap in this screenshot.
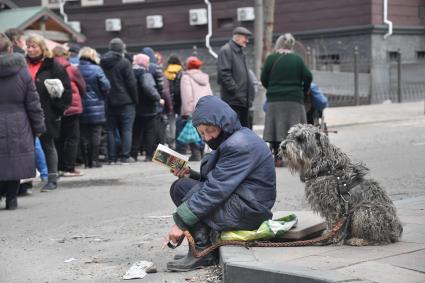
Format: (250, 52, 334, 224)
(100, 38, 138, 164)
(217, 26, 255, 129)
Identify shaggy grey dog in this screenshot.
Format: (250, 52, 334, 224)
(280, 124, 403, 246)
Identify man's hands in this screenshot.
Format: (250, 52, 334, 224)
(162, 224, 185, 249)
(171, 167, 190, 178)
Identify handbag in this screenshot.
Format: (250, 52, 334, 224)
(177, 118, 201, 144)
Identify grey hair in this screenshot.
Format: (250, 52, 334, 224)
(275, 33, 296, 51)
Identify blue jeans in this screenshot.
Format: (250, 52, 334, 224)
(106, 104, 136, 161)
(35, 137, 48, 180)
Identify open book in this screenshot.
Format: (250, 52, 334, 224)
(152, 144, 189, 170)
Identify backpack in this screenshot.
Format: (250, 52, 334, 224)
(169, 71, 182, 114)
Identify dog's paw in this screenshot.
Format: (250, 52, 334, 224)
(345, 237, 369, 246)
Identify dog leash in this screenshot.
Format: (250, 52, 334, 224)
(183, 217, 348, 258)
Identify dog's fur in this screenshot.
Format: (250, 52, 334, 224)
(280, 124, 403, 245)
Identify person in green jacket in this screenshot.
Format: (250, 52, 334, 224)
(261, 33, 312, 167)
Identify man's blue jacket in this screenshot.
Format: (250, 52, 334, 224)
(176, 96, 276, 231)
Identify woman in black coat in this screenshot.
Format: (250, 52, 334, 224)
(0, 36, 45, 209)
(26, 35, 72, 191)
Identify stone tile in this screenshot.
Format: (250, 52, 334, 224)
(250, 245, 347, 261)
(320, 242, 425, 262)
(378, 249, 425, 273)
(400, 215, 425, 225)
(338, 261, 425, 283)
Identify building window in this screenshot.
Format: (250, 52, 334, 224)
(317, 54, 340, 71)
(123, 0, 145, 3)
(417, 51, 425, 60)
(388, 51, 400, 62)
(81, 0, 104, 7)
(218, 18, 234, 30)
(419, 5, 425, 18)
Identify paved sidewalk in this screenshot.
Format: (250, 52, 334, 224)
(221, 196, 425, 283)
(223, 101, 425, 283)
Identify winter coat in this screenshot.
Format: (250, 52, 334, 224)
(133, 66, 161, 116)
(180, 69, 213, 116)
(142, 47, 164, 96)
(164, 64, 183, 114)
(100, 51, 137, 107)
(176, 96, 276, 231)
(78, 58, 111, 124)
(27, 57, 72, 138)
(0, 53, 45, 180)
(261, 52, 312, 104)
(55, 56, 86, 116)
(217, 40, 255, 108)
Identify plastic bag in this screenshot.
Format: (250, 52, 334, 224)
(177, 118, 201, 144)
(220, 214, 297, 241)
(310, 83, 328, 111)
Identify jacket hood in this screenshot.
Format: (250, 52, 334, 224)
(0, 53, 26, 78)
(142, 47, 156, 64)
(185, 69, 209, 86)
(192, 96, 241, 134)
(100, 51, 123, 69)
(164, 64, 182, 80)
(54, 56, 71, 68)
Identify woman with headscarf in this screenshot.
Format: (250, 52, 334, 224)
(179, 56, 213, 161)
(0, 35, 45, 209)
(25, 35, 72, 191)
(261, 33, 312, 167)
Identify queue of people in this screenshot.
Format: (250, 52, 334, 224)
(1, 29, 312, 271)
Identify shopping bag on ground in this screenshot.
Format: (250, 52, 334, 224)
(177, 118, 201, 144)
(220, 214, 297, 241)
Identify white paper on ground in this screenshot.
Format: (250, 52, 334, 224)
(123, 261, 156, 280)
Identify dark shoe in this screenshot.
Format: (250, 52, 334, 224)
(41, 181, 57, 192)
(167, 223, 217, 272)
(120, 157, 136, 164)
(41, 174, 58, 192)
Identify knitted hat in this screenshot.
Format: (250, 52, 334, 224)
(133, 53, 150, 68)
(109, 37, 125, 53)
(185, 56, 203, 70)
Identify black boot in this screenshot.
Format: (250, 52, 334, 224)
(188, 144, 202, 161)
(167, 223, 217, 271)
(5, 181, 20, 210)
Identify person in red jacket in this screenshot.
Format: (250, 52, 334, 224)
(52, 46, 86, 177)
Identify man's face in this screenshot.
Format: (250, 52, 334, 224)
(235, 34, 249, 47)
(196, 124, 221, 142)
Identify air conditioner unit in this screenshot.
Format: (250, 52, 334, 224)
(146, 15, 163, 29)
(67, 21, 81, 33)
(105, 18, 121, 32)
(237, 7, 255, 21)
(189, 9, 207, 26)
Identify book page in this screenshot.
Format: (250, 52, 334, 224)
(152, 144, 188, 170)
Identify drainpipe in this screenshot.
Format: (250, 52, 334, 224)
(383, 0, 393, 39)
(204, 0, 218, 58)
(60, 0, 68, 24)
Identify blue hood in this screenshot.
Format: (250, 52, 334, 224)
(142, 47, 156, 64)
(192, 96, 241, 135)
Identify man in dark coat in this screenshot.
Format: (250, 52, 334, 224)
(100, 38, 138, 164)
(0, 37, 45, 209)
(217, 26, 255, 129)
(163, 95, 276, 271)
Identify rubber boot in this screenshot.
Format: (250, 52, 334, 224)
(41, 173, 58, 192)
(167, 223, 217, 271)
(188, 144, 202, 161)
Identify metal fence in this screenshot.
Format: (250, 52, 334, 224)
(304, 48, 425, 107)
